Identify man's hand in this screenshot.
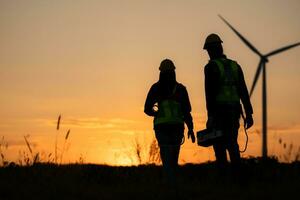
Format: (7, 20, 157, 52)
(188, 129, 195, 143)
(245, 115, 254, 129)
(206, 117, 214, 129)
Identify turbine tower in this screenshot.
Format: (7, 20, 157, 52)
(219, 15, 300, 158)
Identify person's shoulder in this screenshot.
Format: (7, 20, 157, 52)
(205, 60, 218, 73)
(152, 82, 159, 87)
(226, 58, 244, 75)
(176, 82, 189, 93)
(226, 57, 240, 66)
(149, 82, 160, 92)
(205, 60, 216, 67)
(174, 82, 185, 90)
(176, 82, 185, 88)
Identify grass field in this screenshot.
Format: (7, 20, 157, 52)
(0, 157, 299, 200)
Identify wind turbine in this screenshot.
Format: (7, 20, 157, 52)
(219, 15, 300, 158)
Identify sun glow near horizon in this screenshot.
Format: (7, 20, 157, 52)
(1, 113, 300, 166)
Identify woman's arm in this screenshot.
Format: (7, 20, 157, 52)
(144, 84, 158, 117)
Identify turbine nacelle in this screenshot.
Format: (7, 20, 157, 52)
(262, 56, 269, 63)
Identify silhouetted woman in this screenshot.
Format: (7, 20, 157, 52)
(144, 59, 195, 184)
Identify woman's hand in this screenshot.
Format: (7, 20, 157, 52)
(206, 117, 214, 129)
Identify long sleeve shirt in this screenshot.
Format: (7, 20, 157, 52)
(204, 55, 253, 117)
(144, 82, 194, 130)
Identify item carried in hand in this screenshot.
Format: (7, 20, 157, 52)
(197, 129, 223, 147)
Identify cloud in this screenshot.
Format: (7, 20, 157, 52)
(267, 124, 300, 133)
(36, 117, 138, 130)
(107, 129, 151, 136)
(247, 123, 300, 135)
(109, 118, 136, 124)
(62, 118, 116, 129)
(2, 139, 38, 148)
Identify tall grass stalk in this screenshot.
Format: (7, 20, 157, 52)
(148, 139, 161, 164)
(57, 114, 61, 130)
(131, 137, 161, 165)
(60, 129, 70, 164)
(24, 136, 33, 156)
(55, 114, 61, 164)
(135, 138, 142, 165)
(23, 135, 39, 165)
(0, 136, 8, 166)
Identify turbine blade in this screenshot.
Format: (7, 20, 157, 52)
(250, 60, 263, 97)
(218, 15, 263, 57)
(266, 42, 300, 57)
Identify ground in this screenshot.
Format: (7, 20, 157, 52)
(0, 157, 299, 200)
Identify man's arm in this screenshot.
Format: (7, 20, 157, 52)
(237, 65, 253, 116)
(237, 64, 254, 129)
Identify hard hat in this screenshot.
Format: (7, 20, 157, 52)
(203, 33, 223, 49)
(159, 59, 176, 72)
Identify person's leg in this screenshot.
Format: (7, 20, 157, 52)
(170, 131, 182, 166)
(159, 145, 180, 198)
(168, 144, 180, 183)
(228, 139, 241, 166)
(159, 145, 168, 167)
(171, 145, 180, 166)
(213, 141, 228, 165)
(155, 127, 184, 193)
(227, 119, 242, 181)
(214, 115, 229, 170)
(213, 141, 228, 178)
(227, 119, 241, 165)
(156, 130, 175, 185)
(168, 131, 183, 186)
(165, 146, 176, 185)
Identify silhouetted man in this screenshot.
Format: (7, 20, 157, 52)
(203, 34, 253, 175)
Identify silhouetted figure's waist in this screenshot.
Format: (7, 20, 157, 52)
(213, 103, 241, 118)
(154, 123, 184, 132)
(154, 123, 184, 146)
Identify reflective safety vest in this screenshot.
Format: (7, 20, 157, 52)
(154, 86, 184, 126)
(211, 58, 240, 104)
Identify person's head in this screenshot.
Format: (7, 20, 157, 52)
(203, 33, 224, 59)
(158, 59, 176, 86)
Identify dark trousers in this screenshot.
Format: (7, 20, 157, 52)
(213, 113, 241, 174)
(154, 124, 184, 185)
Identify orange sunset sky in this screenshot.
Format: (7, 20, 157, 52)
(1, 0, 300, 165)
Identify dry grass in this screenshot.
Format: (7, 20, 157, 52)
(54, 115, 71, 164)
(148, 139, 161, 164)
(133, 137, 161, 165)
(60, 129, 71, 164)
(274, 134, 300, 162)
(0, 136, 8, 166)
(55, 114, 61, 163)
(57, 114, 61, 130)
(0, 114, 72, 167)
(134, 137, 142, 164)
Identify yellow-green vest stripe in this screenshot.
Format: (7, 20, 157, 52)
(154, 99, 184, 125)
(212, 58, 240, 104)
